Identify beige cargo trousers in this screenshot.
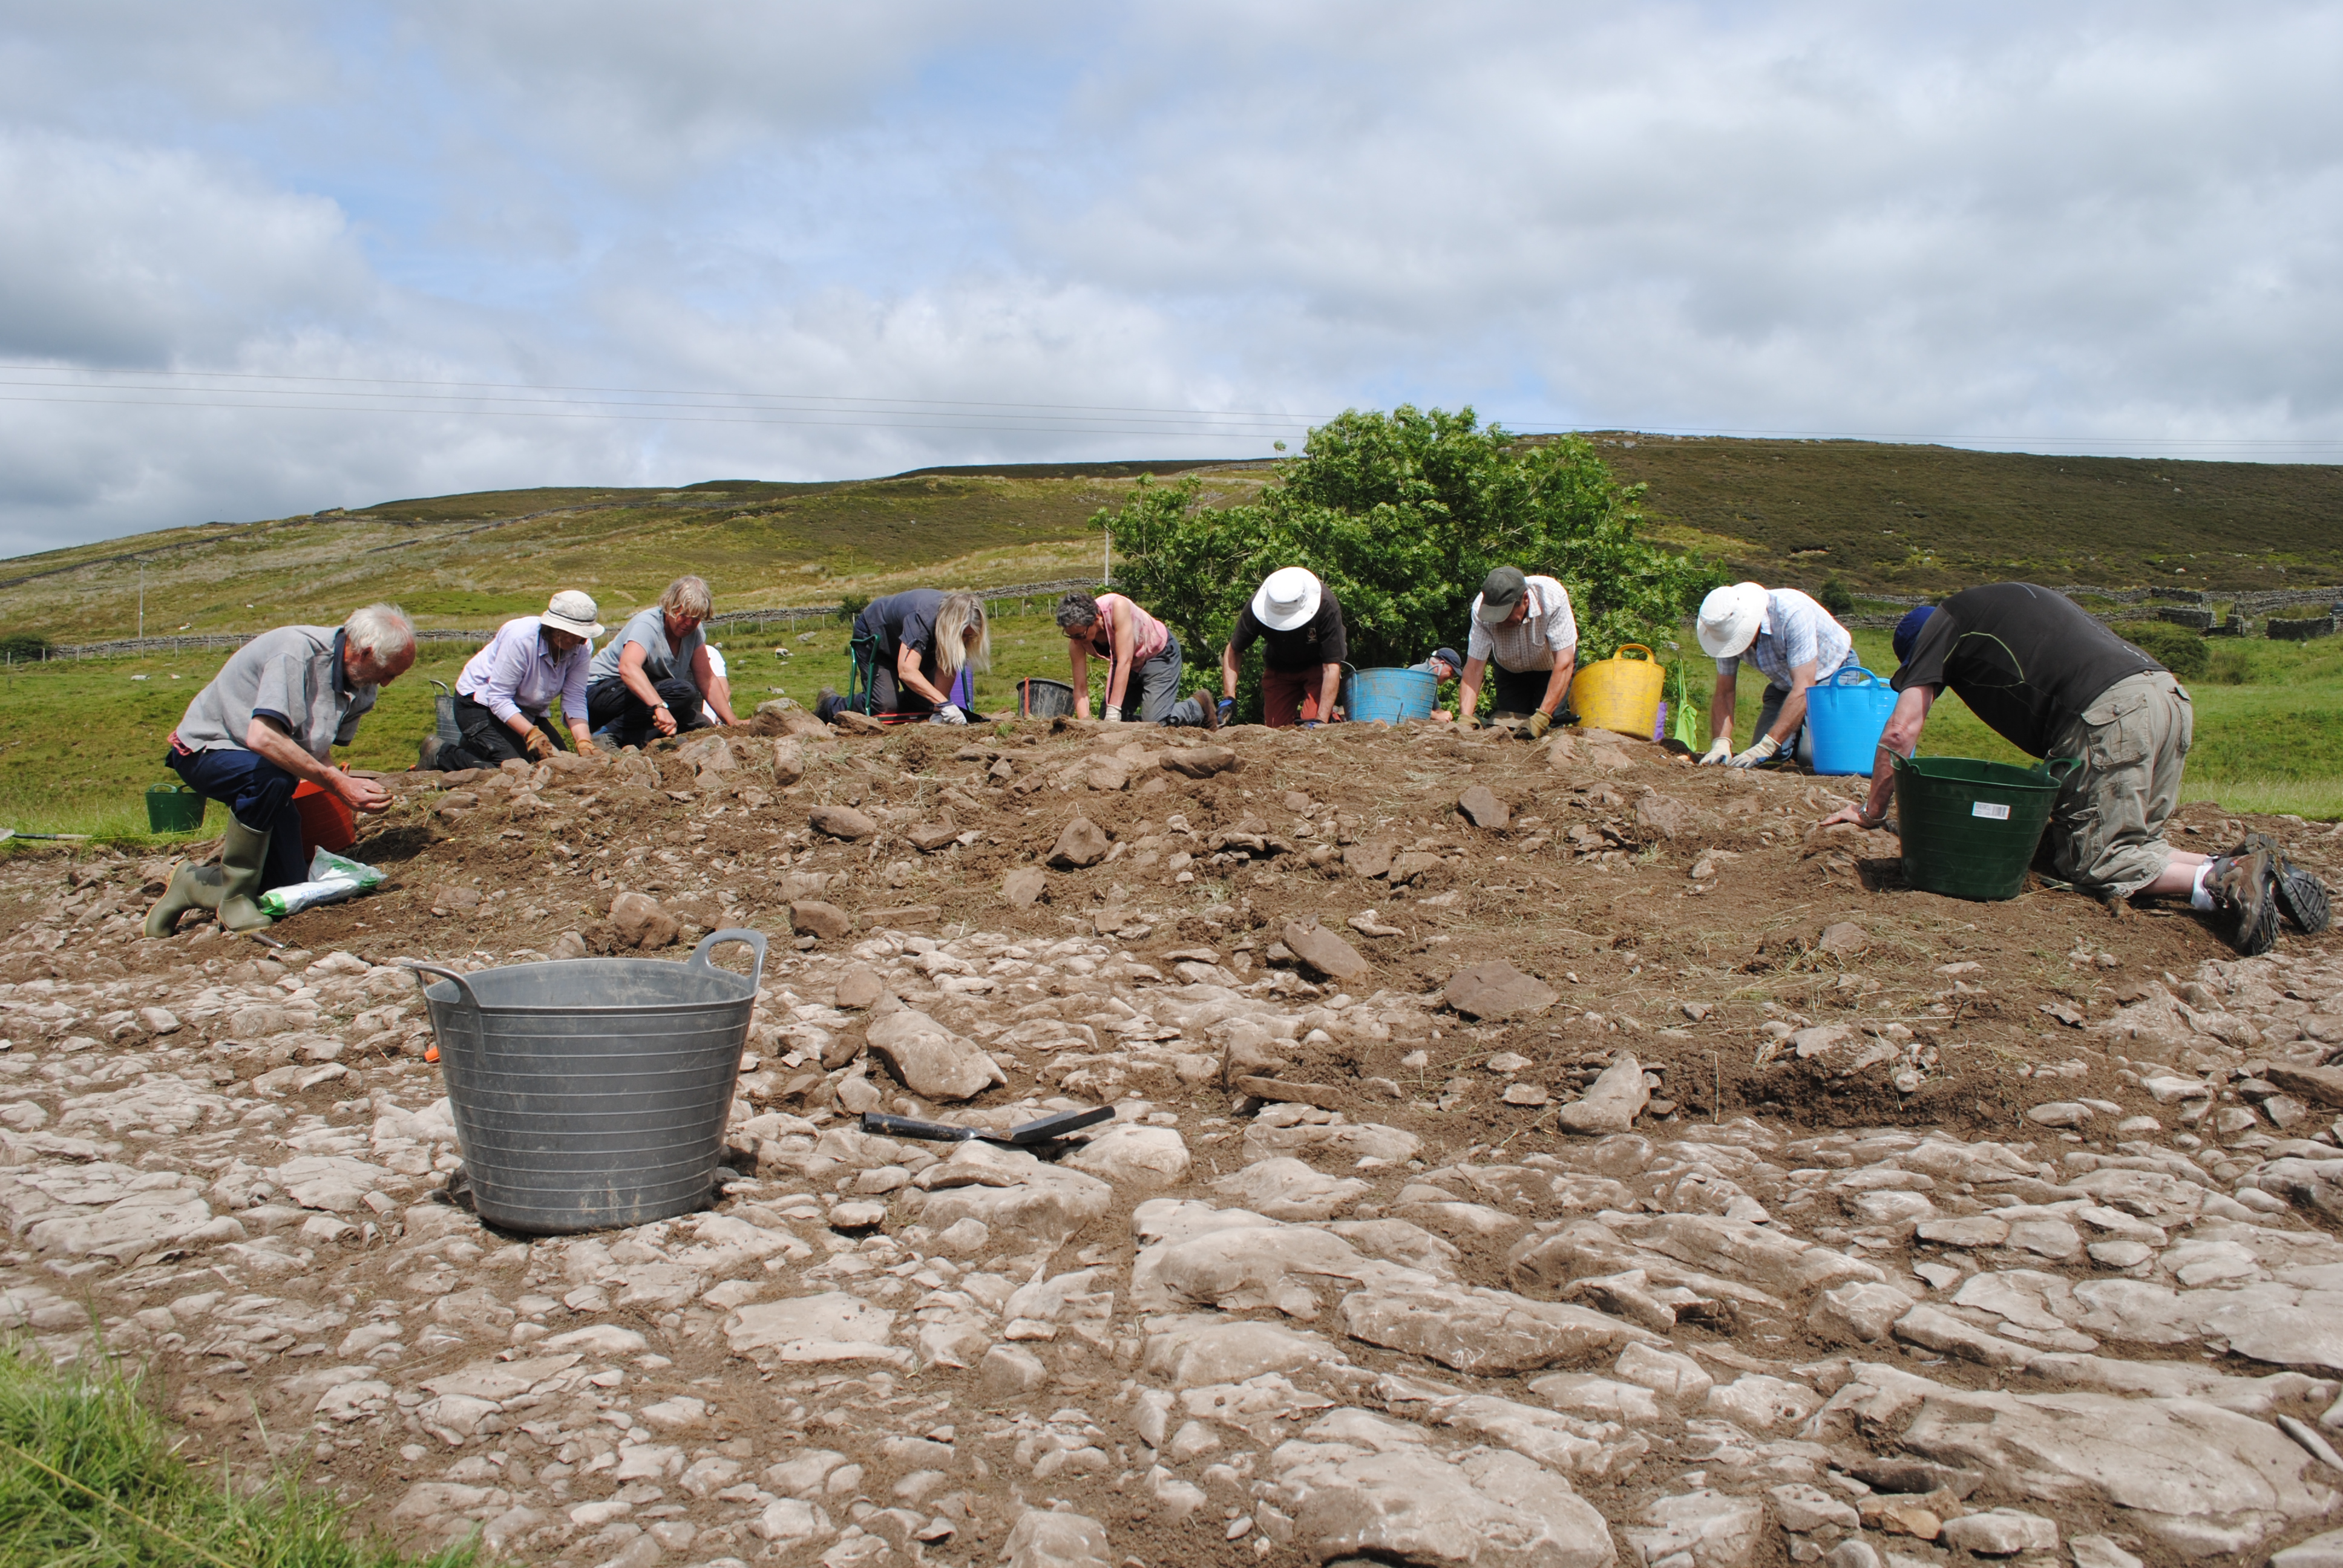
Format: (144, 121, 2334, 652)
(2040, 670, 2193, 899)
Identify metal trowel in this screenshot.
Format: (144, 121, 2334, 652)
(858, 1106, 1115, 1145)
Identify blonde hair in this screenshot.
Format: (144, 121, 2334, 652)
(932, 592, 991, 677)
(660, 575, 713, 619)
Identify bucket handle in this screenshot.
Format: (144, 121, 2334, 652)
(690, 927, 768, 991)
(1612, 644, 1654, 664)
(2037, 756, 2084, 785)
(397, 959, 482, 1014)
(1827, 665, 1883, 688)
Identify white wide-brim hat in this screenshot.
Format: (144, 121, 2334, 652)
(542, 589, 605, 640)
(1696, 581, 1768, 658)
(1251, 566, 1322, 632)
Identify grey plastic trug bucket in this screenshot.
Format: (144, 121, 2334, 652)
(402, 929, 767, 1235)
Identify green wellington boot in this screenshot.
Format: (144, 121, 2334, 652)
(214, 819, 276, 933)
(143, 860, 227, 936)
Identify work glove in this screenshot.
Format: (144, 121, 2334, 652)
(1103, 705, 1122, 724)
(522, 728, 557, 762)
(929, 705, 968, 726)
(1728, 734, 1781, 769)
(1457, 708, 1480, 730)
(1698, 737, 1733, 766)
(1525, 711, 1552, 740)
(1217, 697, 1236, 725)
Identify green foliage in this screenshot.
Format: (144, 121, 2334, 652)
(2209, 644, 2255, 685)
(1092, 407, 1719, 693)
(0, 633, 51, 661)
(0, 1345, 473, 1568)
(836, 593, 870, 624)
(2111, 620, 2210, 680)
(1818, 576, 1855, 616)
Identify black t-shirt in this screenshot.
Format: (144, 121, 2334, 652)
(1229, 589, 1347, 672)
(859, 590, 943, 659)
(1892, 583, 2161, 757)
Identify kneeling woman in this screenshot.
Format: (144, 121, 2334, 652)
(1054, 590, 1217, 727)
(819, 590, 991, 725)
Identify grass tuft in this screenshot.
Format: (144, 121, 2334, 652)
(0, 1345, 470, 1568)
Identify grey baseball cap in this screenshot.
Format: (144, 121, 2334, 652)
(1476, 566, 1529, 626)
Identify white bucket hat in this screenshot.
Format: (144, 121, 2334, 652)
(1696, 581, 1768, 658)
(1251, 567, 1322, 632)
(542, 589, 605, 640)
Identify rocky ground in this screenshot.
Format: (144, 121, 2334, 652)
(6, 710, 2343, 1568)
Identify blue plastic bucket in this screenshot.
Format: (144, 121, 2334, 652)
(1807, 665, 1898, 776)
(1342, 668, 1437, 724)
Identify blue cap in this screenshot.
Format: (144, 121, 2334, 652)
(1892, 606, 1935, 664)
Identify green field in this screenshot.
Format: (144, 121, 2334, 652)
(7, 605, 2340, 847)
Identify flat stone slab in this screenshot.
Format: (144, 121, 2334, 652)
(1443, 961, 1559, 1021)
(1282, 920, 1369, 984)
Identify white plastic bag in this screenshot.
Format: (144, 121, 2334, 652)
(256, 848, 385, 920)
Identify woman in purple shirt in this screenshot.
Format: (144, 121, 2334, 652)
(421, 590, 604, 770)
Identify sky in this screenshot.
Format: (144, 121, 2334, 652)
(3, 1, 2341, 555)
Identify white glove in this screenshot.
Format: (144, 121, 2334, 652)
(929, 705, 968, 726)
(1728, 734, 1780, 768)
(1698, 737, 1733, 765)
(1103, 705, 1122, 723)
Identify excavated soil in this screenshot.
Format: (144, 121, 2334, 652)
(4, 711, 2343, 1568)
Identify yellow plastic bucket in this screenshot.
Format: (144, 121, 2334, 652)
(1570, 644, 1665, 739)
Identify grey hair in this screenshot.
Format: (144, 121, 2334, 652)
(660, 575, 713, 619)
(343, 603, 415, 659)
(1054, 591, 1101, 633)
(931, 592, 991, 677)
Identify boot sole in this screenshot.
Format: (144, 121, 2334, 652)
(2237, 833, 2332, 935)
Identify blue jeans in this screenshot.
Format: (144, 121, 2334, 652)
(165, 747, 309, 893)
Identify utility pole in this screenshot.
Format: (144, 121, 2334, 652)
(137, 560, 145, 641)
(1103, 531, 1111, 587)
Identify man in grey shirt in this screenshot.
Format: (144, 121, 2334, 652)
(148, 604, 416, 935)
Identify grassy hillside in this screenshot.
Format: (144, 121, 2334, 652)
(1596, 436, 2343, 598)
(0, 464, 1271, 647)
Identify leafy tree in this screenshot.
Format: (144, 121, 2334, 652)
(0, 632, 51, 661)
(1820, 576, 1855, 616)
(2111, 620, 2209, 679)
(1091, 407, 1717, 713)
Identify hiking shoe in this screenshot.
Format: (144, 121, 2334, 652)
(1196, 688, 1220, 732)
(2237, 832, 2332, 935)
(2203, 849, 2280, 956)
(814, 687, 842, 724)
(418, 736, 445, 771)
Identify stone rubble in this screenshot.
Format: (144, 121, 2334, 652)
(5, 723, 2343, 1568)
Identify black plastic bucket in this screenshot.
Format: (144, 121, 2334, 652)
(402, 929, 766, 1233)
(1018, 678, 1076, 718)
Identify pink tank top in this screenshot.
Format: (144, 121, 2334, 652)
(1092, 594, 1169, 664)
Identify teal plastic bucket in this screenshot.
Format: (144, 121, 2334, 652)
(1892, 754, 2081, 900)
(1342, 668, 1437, 724)
(1807, 665, 1898, 775)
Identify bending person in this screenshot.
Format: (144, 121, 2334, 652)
(1224, 567, 1345, 728)
(1455, 567, 1576, 738)
(1054, 590, 1217, 728)
(586, 576, 736, 750)
(147, 605, 415, 935)
(1820, 585, 2329, 956)
(1695, 580, 1855, 768)
(819, 590, 991, 725)
(422, 590, 603, 769)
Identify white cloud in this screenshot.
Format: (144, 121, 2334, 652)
(2, 2, 2341, 555)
